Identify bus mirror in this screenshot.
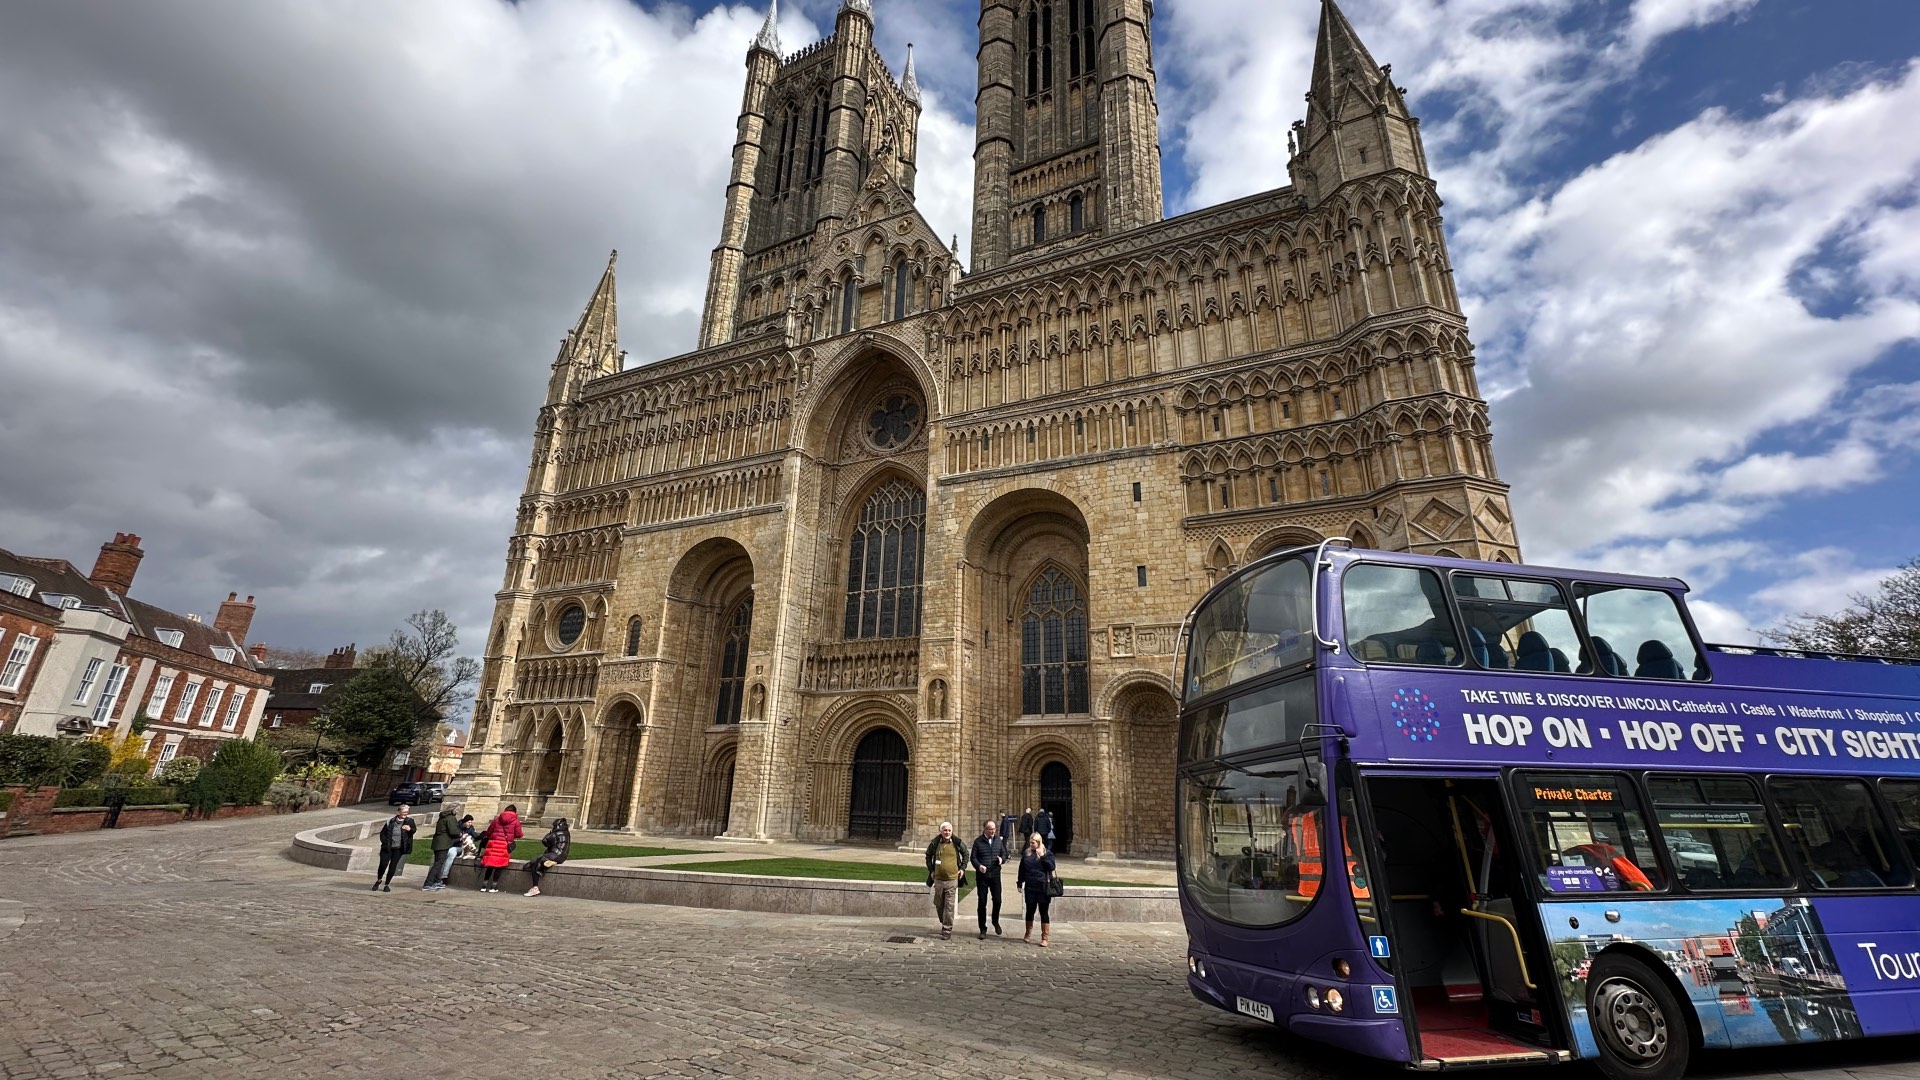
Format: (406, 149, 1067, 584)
(1299, 761, 1329, 808)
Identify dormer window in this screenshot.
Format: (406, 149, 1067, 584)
(40, 594, 81, 610)
(157, 629, 185, 649)
(212, 647, 236, 664)
(0, 573, 33, 597)
(308, 683, 330, 695)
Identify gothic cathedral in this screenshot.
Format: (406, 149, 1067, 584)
(451, 0, 1519, 857)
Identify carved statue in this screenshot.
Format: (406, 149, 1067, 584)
(750, 683, 766, 722)
(929, 678, 947, 720)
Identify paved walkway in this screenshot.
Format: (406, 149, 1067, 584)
(0, 808, 1917, 1079)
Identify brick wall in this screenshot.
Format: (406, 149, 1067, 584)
(0, 786, 61, 836)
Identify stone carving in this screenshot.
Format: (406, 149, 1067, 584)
(801, 640, 920, 693)
(928, 678, 947, 720)
(1110, 625, 1135, 658)
(749, 683, 766, 722)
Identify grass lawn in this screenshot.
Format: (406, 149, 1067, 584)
(406, 842, 715, 866)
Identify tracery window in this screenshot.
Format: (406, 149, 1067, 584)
(714, 596, 752, 726)
(844, 480, 925, 639)
(1021, 567, 1089, 716)
(806, 91, 828, 181)
(840, 275, 857, 333)
(892, 257, 910, 320)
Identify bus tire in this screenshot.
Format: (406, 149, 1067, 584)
(1586, 954, 1690, 1080)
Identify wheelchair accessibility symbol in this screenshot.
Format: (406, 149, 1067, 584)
(1371, 985, 1398, 1014)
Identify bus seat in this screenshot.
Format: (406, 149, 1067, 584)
(1355, 637, 1389, 661)
(1414, 640, 1449, 665)
(1468, 627, 1492, 668)
(1516, 632, 1553, 671)
(1549, 647, 1572, 673)
(1590, 636, 1628, 676)
(1635, 640, 1685, 679)
(1486, 638, 1510, 669)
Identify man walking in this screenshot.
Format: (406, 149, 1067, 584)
(972, 818, 1008, 939)
(422, 809, 464, 891)
(1019, 806, 1034, 848)
(923, 821, 968, 941)
(373, 804, 416, 892)
(1034, 805, 1056, 853)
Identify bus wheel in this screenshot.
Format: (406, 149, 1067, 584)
(1587, 954, 1690, 1080)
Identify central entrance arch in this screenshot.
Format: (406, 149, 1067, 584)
(847, 728, 909, 842)
(1040, 761, 1074, 855)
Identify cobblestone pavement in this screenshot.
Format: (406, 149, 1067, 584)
(2, 810, 1919, 1080)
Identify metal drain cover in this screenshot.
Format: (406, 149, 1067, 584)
(885, 935, 917, 943)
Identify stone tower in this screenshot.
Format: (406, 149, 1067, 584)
(971, 0, 1165, 272)
(1289, 0, 1429, 207)
(698, 0, 924, 349)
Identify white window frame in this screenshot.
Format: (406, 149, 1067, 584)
(174, 680, 202, 722)
(0, 633, 39, 692)
(156, 629, 185, 648)
(1, 573, 33, 597)
(73, 657, 104, 704)
(93, 663, 129, 723)
(199, 685, 225, 727)
(271, 712, 283, 728)
(145, 672, 176, 717)
(212, 647, 235, 664)
(156, 741, 179, 765)
(42, 594, 81, 610)
(308, 682, 330, 695)
(221, 690, 244, 731)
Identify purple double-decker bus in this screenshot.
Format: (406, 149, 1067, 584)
(1175, 542, 1920, 1079)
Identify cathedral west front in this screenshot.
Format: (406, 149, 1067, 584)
(451, 0, 1520, 857)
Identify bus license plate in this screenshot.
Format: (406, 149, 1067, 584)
(1235, 996, 1275, 1024)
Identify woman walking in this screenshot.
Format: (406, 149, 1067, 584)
(524, 817, 571, 897)
(478, 804, 523, 893)
(1016, 831, 1058, 946)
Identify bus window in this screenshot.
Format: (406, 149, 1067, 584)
(1515, 772, 1664, 893)
(1180, 757, 1323, 927)
(1181, 674, 1316, 762)
(1880, 780, 1920, 869)
(1187, 558, 1312, 698)
(1454, 575, 1588, 674)
(1646, 775, 1791, 891)
(1336, 786, 1377, 927)
(1573, 583, 1707, 681)
(1769, 777, 1911, 889)
(1343, 564, 1462, 667)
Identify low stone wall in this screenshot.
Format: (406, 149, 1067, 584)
(441, 859, 1179, 922)
(290, 813, 445, 874)
(1, 786, 276, 837)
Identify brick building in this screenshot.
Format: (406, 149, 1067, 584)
(0, 578, 61, 732)
(452, 1, 1519, 856)
(0, 534, 273, 764)
(261, 644, 359, 732)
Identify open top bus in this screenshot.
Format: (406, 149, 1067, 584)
(1175, 541, 1920, 1079)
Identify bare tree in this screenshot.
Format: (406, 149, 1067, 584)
(361, 609, 482, 730)
(1764, 557, 1920, 660)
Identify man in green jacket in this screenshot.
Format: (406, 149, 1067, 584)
(422, 810, 464, 891)
(923, 821, 968, 940)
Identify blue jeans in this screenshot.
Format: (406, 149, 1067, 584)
(425, 847, 459, 887)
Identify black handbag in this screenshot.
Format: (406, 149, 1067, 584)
(1046, 871, 1064, 898)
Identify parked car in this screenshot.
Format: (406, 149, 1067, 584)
(387, 782, 445, 806)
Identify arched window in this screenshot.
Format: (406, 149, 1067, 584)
(1021, 567, 1089, 716)
(714, 596, 752, 726)
(840, 275, 857, 333)
(1041, 3, 1055, 89)
(774, 105, 799, 196)
(625, 616, 644, 657)
(1026, 7, 1040, 96)
(1034, 205, 1047, 244)
(1069, 0, 1082, 78)
(844, 479, 926, 639)
(1081, 0, 1095, 78)
(1069, 192, 1084, 233)
(892, 257, 909, 320)
(806, 91, 828, 181)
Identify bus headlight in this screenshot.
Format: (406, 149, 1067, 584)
(1332, 959, 1351, 978)
(1189, 956, 1197, 974)
(1306, 986, 1322, 1010)
(1325, 989, 1345, 1013)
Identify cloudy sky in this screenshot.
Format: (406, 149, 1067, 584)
(0, 0, 1915, 665)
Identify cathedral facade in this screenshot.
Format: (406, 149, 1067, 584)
(450, 0, 1520, 857)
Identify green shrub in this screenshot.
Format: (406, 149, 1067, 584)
(54, 786, 178, 809)
(0, 790, 13, 813)
(0, 734, 110, 787)
(265, 780, 326, 811)
(180, 737, 282, 813)
(156, 756, 202, 787)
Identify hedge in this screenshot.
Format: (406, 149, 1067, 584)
(0, 790, 13, 813)
(54, 786, 179, 809)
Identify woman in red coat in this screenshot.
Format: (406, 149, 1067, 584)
(477, 805, 523, 893)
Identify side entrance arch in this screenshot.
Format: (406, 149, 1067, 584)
(1040, 760, 1074, 855)
(847, 728, 909, 842)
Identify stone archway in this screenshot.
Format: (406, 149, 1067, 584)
(847, 727, 910, 843)
(588, 700, 644, 830)
(1039, 760, 1074, 855)
(1109, 681, 1180, 859)
(696, 742, 738, 837)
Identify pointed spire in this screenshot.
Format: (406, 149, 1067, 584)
(840, 0, 872, 15)
(1310, 0, 1386, 107)
(754, 0, 782, 55)
(570, 249, 618, 347)
(901, 42, 920, 102)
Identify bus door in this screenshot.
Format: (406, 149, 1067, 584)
(1365, 774, 1567, 1067)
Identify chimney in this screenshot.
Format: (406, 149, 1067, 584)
(250, 643, 269, 663)
(325, 643, 357, 670)
(89, 533, 145, 594)
(214, 592, 256, 642)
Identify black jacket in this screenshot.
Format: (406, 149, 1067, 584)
(1017, 849, 1057, 890)
(540, 826, 571, 865)
(924, 835, 967, 886)
(379, 814, 416, 853)
(1018, 811, 1034, 835)
(430, 813, 464, 852)
(1034, 809, 1055, 838)
(971, 834, 1008, 876)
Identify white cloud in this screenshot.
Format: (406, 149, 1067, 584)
(1623, 0, 1760, 54)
